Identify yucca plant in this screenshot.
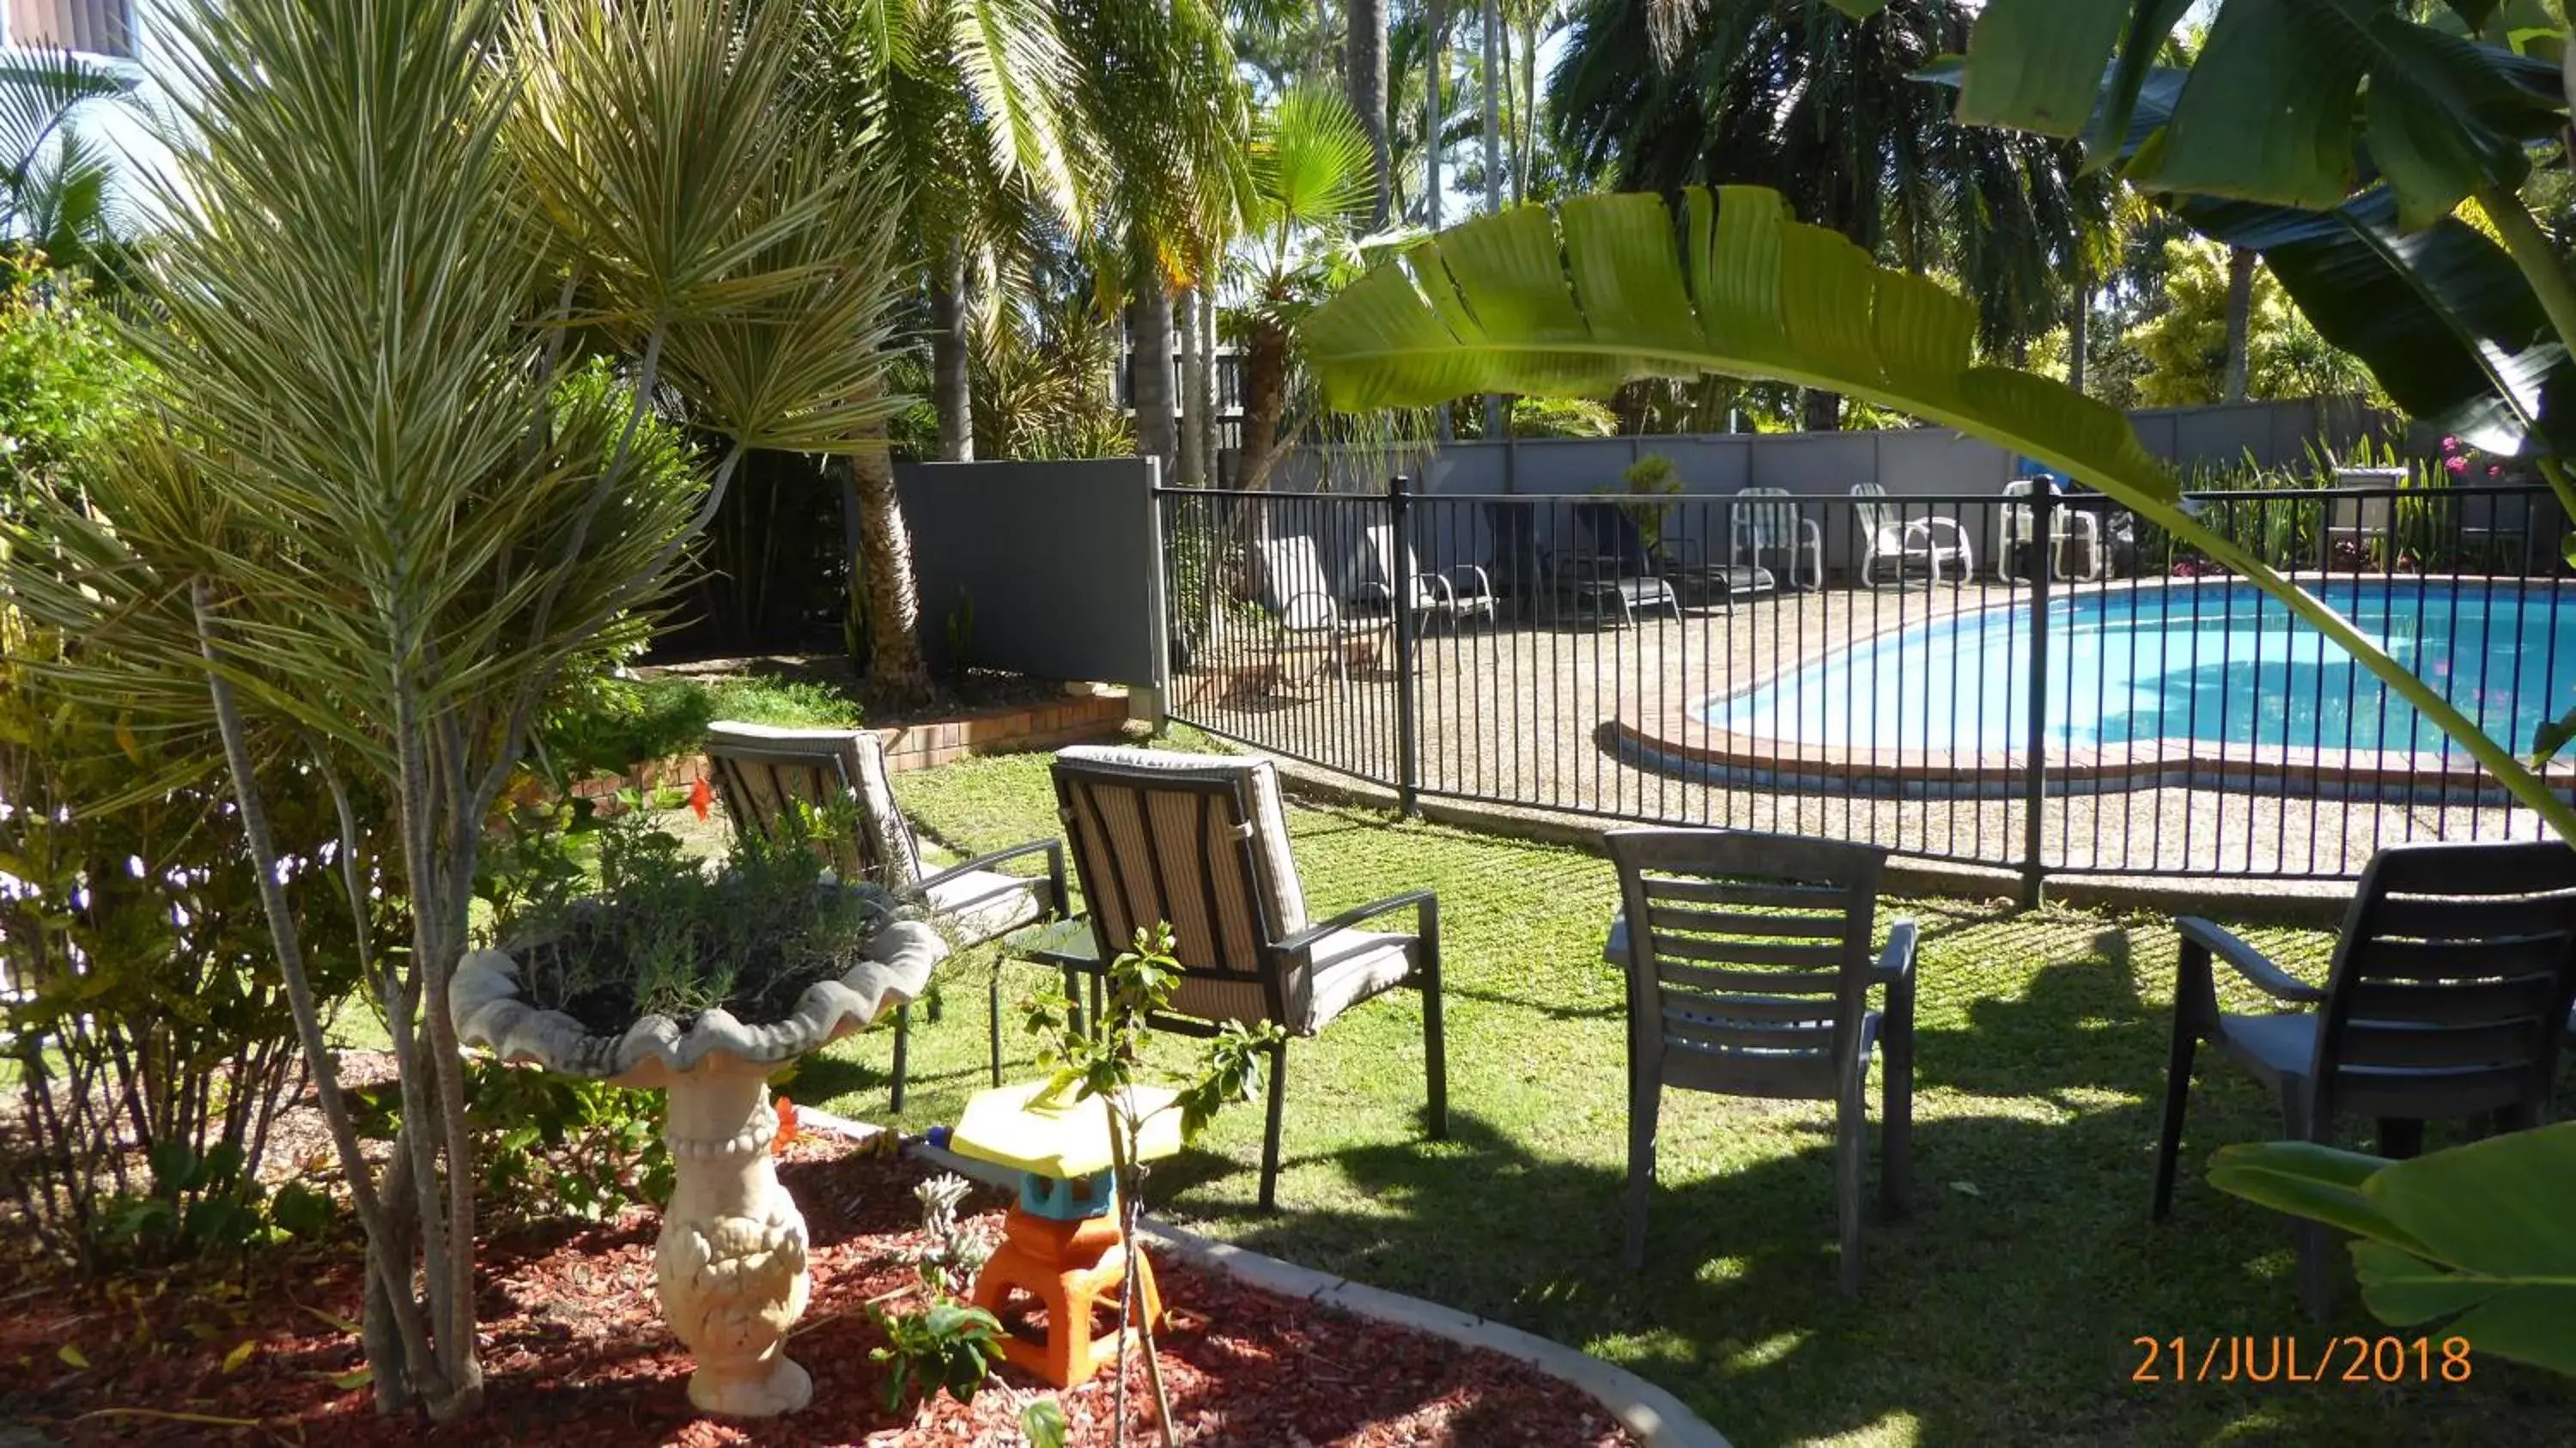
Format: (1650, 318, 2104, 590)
(0, 0, 904, 1421)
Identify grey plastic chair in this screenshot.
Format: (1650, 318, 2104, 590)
(704, 721, 1066, 1108)
(2154, 838, 2576, 1317)
(1050, 745, 1448, 1209)
(1603, 828, 1916, 1293)
(1729, 488, 1814, 592)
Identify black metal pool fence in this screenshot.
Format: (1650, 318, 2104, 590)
(1154, 479, 2575, 890)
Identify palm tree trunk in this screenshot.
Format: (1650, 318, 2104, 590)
(1481, 0, 1503, 437)
(1235, 322, 1292, 493)
(1131, 273, 1178, 476)
(930, 246, 973, 462)
(1426, 0, 1449, 438)
(2069, 269, 2091, 398)
(1350, 0, 1391, 228)
(1194, 291, 1222, 483)
(1802, 389, 1840, 431)
(1504, 16, 1525, 206)
(1176, 286, 1206, 485)
(845, 438, 932, 703)
(2223, 244, 2257, 405)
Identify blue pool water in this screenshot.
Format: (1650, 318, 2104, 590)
(1704, 581, 2576, 756)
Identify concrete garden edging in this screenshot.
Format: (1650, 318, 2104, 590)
(892, 1135, 1731, 1448)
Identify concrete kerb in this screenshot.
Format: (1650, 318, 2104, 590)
(896, 1137, 1732, 1448)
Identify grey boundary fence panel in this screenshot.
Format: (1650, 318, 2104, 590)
(1267, 396, 2380, 504)
(1158, 478, 2571, 886)
(896, 458, 1163, 687)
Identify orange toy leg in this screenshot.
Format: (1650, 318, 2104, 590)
(969, 1204, 1163, 1388)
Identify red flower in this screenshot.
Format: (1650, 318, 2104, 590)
(688, 776, 712, 820)
(2488, 464, 2504, 478)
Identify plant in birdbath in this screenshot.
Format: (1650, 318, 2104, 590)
(449, 799, 946, 1416)
(1021, 922, 1285, 1448)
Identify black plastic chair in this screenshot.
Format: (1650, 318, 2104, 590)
(1603, 827, 1916, 1293)
(2153, 839, 2576, 1316)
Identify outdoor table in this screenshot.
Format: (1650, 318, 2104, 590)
(1003, 915, 1109, 1031)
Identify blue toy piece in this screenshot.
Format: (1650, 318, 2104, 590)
(1018, 1168, 1115, 1220)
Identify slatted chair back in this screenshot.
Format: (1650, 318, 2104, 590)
(1848, 482, 1905, 548)
(703, 721, 923, 891)
(1607, 829, 1886, 1101)
(2312, 840, 2576, 1126)
(1732, 488, 1801, 557)
(1049, 746, 1311, 1030)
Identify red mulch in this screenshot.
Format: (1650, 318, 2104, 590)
(1, 1143, 1635, 1447)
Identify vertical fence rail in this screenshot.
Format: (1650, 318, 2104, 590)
(1153, 481, 2572, 884)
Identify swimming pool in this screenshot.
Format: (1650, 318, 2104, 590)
(1703, 579, 2576, 758)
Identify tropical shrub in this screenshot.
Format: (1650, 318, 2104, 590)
(0, 633, 375, 1273)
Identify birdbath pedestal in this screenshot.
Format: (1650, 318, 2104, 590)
(450, 919, 945, 1416)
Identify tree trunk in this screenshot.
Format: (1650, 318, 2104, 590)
(846, 439, 932, 703)
(1481, 0, 1503, 437)
(929, 246, 973, 462)
(2223, 244, 2256, 405)
(1425, 0, 1449, 439)
(1504, 19, 1525, 206)
(1193, 291, 1221, 484)
(1131, 272, 1178, 476)
(1801, 389, 1840, 432)
(2069, 270, 2091, 398)
(1176, 287, 1206, 486)
(1349, 0, 1390, 228)
(1234, 323, 1292, 493)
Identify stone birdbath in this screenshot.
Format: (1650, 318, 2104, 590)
(451, 918, 944, 1416)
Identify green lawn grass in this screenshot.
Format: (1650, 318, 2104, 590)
(793, 742, 2576, 1447)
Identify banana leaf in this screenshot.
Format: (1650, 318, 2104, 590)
(1298, 184, 2576, 842)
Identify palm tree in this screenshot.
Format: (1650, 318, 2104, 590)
(1060, 0, 1251, 480)
(0, 47, 144, 279)
(1, 0, 905, 1416)
(1551, 0, 2095, 427)
(1228, 85, 1383, 492)
(1349, 0, 1392, 225)
(2222, 245, 2257, 404)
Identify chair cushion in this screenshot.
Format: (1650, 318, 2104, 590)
(1295, 928, 1418, 1035)
(706, 721, 924, 888)
(1053, 745, 1306, 937)
(2214, 1011, 2317, 1087)
(924, 868, 1051, 949)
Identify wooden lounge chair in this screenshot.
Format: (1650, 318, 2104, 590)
(1603, 828, 1916, 1293)
(2153, 839, 2576, 1317)
(1049, 745, 1448, 1209)
(704, 721, 1067, 1108)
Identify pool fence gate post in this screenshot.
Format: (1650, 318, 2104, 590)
(2020, 487, 2053, 909)
(1391, 473, 1421, 819)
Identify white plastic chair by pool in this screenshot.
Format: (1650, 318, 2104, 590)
(2000, 479, 2105, 584)
(1851, 483, 1973, 587)
(1731, 487, 1820, 591)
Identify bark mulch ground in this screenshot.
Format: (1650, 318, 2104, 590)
(2, 1142, 1637, 1447)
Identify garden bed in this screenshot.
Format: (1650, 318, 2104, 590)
(2, 1142, 1634, 1447)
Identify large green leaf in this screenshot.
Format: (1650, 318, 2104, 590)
(1956, 0, 2563, 228)
(1299, 185, 2576, 844)
(1924, 59, 2575, 455)
(2210, 1125, 2576, 1377)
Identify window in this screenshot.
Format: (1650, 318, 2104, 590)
(6, 1, 134, 60)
